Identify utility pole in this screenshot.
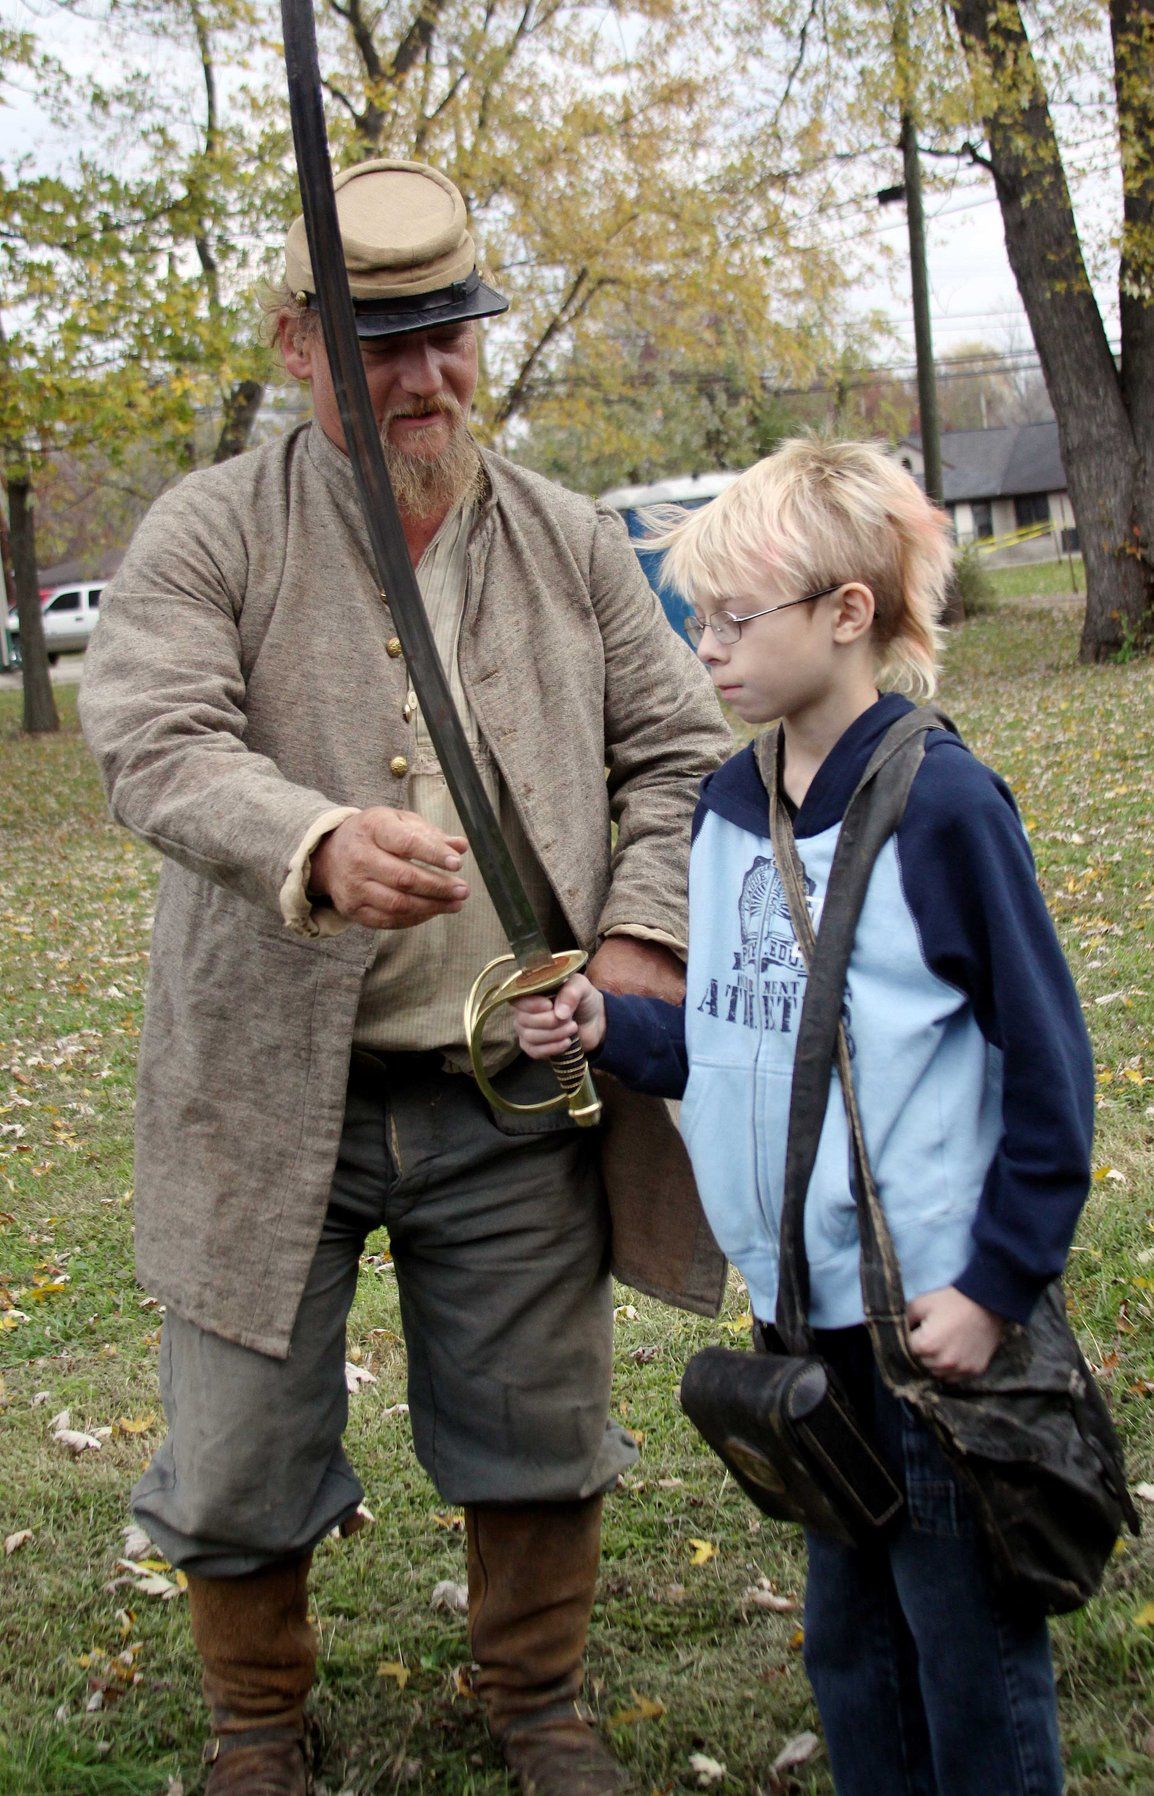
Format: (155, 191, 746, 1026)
(0, 504, 14, 672)
(881, 8, 962, 618)
(884, 0, 943, 506)
(899, 112, 943, 506)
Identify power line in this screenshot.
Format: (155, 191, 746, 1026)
(527, 339, 1122, 404)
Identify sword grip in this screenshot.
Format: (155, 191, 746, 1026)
(545, 1033, 601, 1126)
(464, 950, 601, 1127)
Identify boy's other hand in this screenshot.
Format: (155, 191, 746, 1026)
(906, 1286, 1005, 1380)
(512, 974, 607, 1060)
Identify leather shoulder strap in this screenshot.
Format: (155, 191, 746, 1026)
(765, 707, 954, 1347)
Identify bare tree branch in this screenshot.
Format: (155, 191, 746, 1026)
(321, 75, 364, 125)
(920, 139, 994, 172)
(495, 265, 607, 424)
(476, 0, 534, 139)
(768, 0, 821, 134)
(389, 0, 450, 86)
(414, 65, 469, 153)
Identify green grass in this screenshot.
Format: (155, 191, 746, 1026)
(2, 620, 1153, 1795)
(986, 557, 1085, 601)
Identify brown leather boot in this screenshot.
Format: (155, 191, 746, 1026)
(466, 1498, 630, 1796)
(186, 1554, 316, 1794)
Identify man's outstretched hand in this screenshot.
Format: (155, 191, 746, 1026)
(309, 808, 469, 929)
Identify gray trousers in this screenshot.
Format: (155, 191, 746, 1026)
(132, 1052, 637, 1575)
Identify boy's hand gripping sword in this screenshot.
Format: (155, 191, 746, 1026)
(280, 0, 600, 1127)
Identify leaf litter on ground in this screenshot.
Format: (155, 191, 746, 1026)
(48, 1408, 106, 1453)
(688, 1750, 727, 1784)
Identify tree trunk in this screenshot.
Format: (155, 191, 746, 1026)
(0, 504, 16, 672)
(948, 0, 1154, 661)
(213, 380, 265, 464)
(1112, 0, 1154, 622)
(7, 475, 58, 733)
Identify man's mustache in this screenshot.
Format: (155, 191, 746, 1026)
(384, 396, 464, 430)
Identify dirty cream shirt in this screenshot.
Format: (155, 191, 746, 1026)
(287, 484, 683, 1068)
(347, 495, 564, 1067)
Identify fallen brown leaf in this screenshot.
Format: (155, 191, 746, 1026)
(115, 1414, 157, 1435)
(688, 1751, 726, 1784)
(51, 1410, 103, 1455)
(608, 1693, 666, 1728)
(740, 1578, 798, 1615)
(771, 1731, 820, 1773)
(451, 1663, 476, 1700)
(336, 1502, 375, 1538)
(430, 1580, 468, 1614)
(106, 1559, 185, 1600)
(26, 1280, 68, 1301)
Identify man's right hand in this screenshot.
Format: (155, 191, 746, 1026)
(309, 808, 470, 929)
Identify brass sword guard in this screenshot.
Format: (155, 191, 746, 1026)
(464, 949, 602, 1127)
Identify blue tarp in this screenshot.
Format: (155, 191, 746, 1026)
(615, 500, 713, 645)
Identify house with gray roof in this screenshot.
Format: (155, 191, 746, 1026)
(895, 420, 1076, 559)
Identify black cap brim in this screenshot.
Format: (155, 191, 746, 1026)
(332, 272, 509, 340)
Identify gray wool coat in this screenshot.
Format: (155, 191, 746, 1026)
(80, 424, 730, 1356)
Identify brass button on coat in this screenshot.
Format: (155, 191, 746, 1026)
(389, 755, 409, 778)
(386, 637, 403, 658)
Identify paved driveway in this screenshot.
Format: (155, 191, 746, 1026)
(0, 652, 85, 689)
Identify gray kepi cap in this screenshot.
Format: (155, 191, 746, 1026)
(284, 158, 508, 339)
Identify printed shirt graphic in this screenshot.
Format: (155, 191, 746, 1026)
(696, 854, 811, 1035)
(696, 855, 859, 1060)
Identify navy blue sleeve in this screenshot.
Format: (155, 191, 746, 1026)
(594, 991, 689, 1098)
(897, 736, 1095, 1322)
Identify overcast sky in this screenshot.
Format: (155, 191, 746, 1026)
(1, 0, 1121, 377)
(856, 173, 1119, 367)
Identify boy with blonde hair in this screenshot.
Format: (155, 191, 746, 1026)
(514, 440, 1093, 1794)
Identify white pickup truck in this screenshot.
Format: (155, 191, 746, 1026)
(6, 581, 104, 664)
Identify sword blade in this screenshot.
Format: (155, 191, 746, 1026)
(281, 0, 551, 972)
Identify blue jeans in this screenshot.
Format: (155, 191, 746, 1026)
(802, 1328, 1063, 1796)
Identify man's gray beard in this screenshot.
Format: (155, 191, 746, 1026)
(381, 420, 482, 521)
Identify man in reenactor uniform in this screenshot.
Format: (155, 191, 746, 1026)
(81, 159, 728, 1795)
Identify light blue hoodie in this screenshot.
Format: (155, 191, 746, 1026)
(596, 695, 1094, 1328)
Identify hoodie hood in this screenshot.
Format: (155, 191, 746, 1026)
(696, 692, 916, 841)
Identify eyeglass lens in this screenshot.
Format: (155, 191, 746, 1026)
(685, 612, 738, 647)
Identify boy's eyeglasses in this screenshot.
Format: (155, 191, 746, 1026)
(685, 584, 844, 649)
